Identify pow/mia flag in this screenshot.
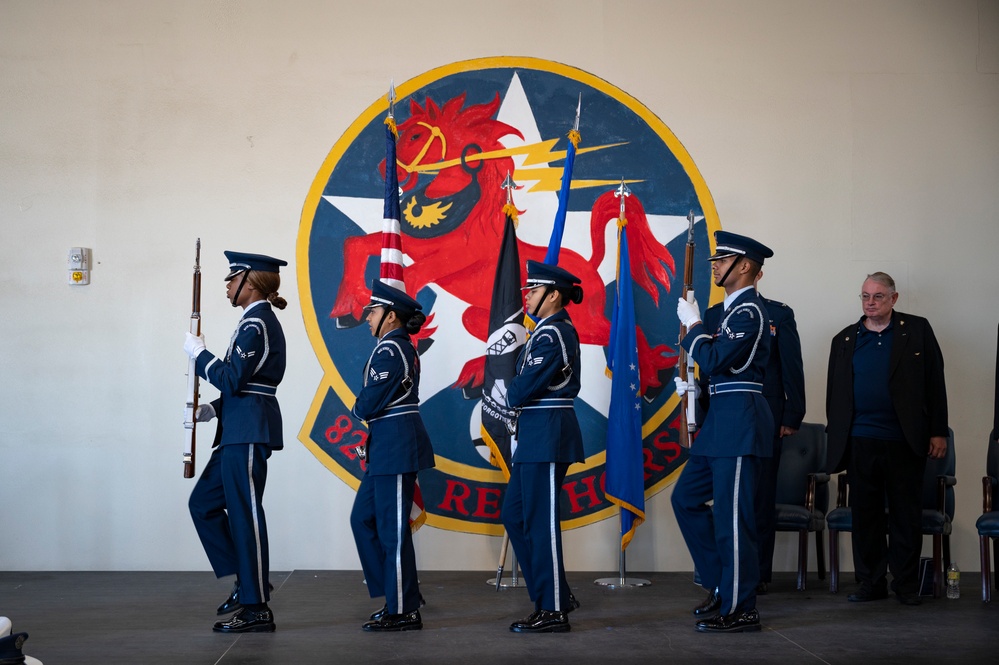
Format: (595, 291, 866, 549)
(480, 208, 526, 480)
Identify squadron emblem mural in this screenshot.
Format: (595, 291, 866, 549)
(297, 57, 720, 535)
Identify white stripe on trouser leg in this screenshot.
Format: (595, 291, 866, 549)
(731, 456, 743, 613)
(396, 474, 404, 613)
(549, 463, 560, 611)
(247, 445, 265, 601)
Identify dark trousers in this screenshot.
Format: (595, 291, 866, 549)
(350, 472, 422, 614)
(755, 437, 782, 583)
(848, 436, 926, 594)
(501, 462, 572, 612)
(189, 444, 271, 604)
(672, 453, 761, 615)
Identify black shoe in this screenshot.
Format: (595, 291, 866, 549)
(895, 591, 922, 606)
(362, 610, 422, 632)
(213, 607, 276, 633)
(696, 609, 761, 633)
(847, 582, 889, 602)
(567, 593, 581, 612)
(756, 582, 768, 595)
(369, 594, 426, 621)
(510, 609, 570, 633)
(217, 582, 275, 615)
(692, 588, 722, 617)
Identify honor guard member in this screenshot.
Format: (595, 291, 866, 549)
(672, 231, 774, 633)
(699, 271, 806, 594)
(350, 280, 435, 632)
(184, 251, 288, 633)
(502, 261, 584, 634)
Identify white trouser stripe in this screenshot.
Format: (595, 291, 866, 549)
(247, 446, 265, 600)
(396, 474, 404, 613)
(731, 456, 743, 612)
(549, 463, 560, 611)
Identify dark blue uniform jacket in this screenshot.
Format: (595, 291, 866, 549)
(507, 309, 584, 464)
(196, 301, 285, 449)
(352, 327, 435, 475)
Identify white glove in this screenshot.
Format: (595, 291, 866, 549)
(676, 296, 701, 328)
(194, 403, 216, 422)
(674, 377, 701, 399)
(184, 332, 206, 359)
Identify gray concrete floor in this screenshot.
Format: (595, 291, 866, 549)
(1, 570, 996, 664)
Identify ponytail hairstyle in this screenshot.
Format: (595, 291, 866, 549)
(246, 270, 288, 310)
(556, 284, 584, 308)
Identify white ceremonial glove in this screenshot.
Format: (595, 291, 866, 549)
(194, 403, 216, 422)
(184, 332, 206, 359)
(676, 296, 701, 328)
(673, 377, 701, 399)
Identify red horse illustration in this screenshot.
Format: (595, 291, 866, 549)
(330, 92, 676, 394)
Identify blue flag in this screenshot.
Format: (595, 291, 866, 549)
(604, 219, 645, 549)
(543, 130, 579, 265)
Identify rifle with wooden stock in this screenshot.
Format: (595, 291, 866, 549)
(678, 212, 697, 448)
(183, 239, 202, 478)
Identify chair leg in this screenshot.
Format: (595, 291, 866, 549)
(797, 530, 808, 591)
(815, 530, 826, 580)
(981, 535, 991, 603)
(943, 534, 952, 570)
(993, 537, 999, 593)
(830, 529, 840, 593)
(932, 534, 943, 599)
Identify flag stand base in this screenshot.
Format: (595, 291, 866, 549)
(487, 576, 527, 588)
(593, 576, 651, 588)
(594, 548, 651, 588)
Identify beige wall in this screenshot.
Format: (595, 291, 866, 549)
(1, 0, 997, 576)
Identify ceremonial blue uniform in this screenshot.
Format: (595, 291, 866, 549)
(350, 323, 435, 616)
(673, 286, 773, 617)
(701, 296, 805, 585)
(502, 307, 584, 613)
(189, 298, 285, 606)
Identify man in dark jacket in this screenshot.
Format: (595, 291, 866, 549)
(825, 272, 948, 606)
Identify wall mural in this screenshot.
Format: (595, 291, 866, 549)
(297, 56, 720, 535)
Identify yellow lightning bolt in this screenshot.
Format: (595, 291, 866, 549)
(404, 139, 637, 192)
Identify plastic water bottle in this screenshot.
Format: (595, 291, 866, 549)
(946, 563, 960, 599)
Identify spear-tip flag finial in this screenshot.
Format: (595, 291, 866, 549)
(502, 170, 517, 205)
(615, 178, 631, 219)
(388, 79, 396, 120)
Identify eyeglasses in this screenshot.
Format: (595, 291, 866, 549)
(859, 293, 890, 302)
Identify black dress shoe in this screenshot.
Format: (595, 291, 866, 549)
(213, 607, 276, 633)
(695, 609, 761, 633)
(510, 609, 570, 633)
(567, 593, 581, 612)
(847, 583, 889, 602)
(895, 591, 922, 606)
(362, 610, 422, 632)
(369, 594, 427, 621)
(756, 582, 768, 595)
(217, 582, 275, 615)
(692, 588, 722, 617)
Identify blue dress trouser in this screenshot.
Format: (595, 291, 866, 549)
(672, 453, 760, 616)
(189, 443, 271, 604)
(501, 462, 572, 612)
(755, 436, 782, 583)
(350, 472, 421, 614)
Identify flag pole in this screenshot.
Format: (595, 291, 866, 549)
(486, 532, 525, 588)
(595, 180, 650, 589)
(594, 509, 651, 588)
